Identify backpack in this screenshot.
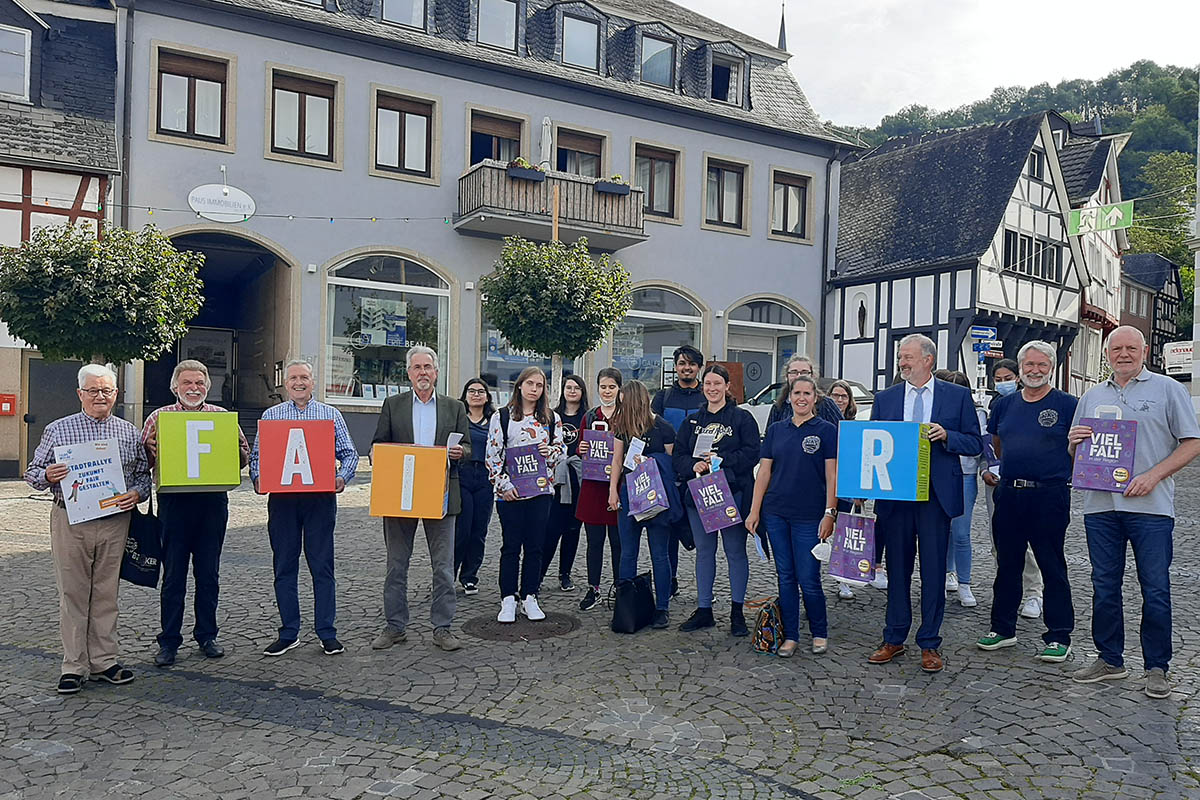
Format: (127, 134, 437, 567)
(747, 596, 782, 655)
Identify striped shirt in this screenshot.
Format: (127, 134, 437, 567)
(26, 412, 152, 502)
(249, 399, 360, 483)
(142, 402, 250, 469)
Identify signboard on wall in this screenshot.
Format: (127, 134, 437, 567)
(360, 298, 407, 346)
(188, 184, 256, 223)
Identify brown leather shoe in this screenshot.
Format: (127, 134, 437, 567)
(921, 648, 944, 673)
(868, 643, 905, 664)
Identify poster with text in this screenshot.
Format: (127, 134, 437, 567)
(360, 297, 407, 346)
(1072, 418, 1137, 493)
(828, 512, 876, 584)
(53, 439, 128, 525)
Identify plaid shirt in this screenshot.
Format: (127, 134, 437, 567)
(142, 402, 251, 470)
(26, 412, 152, 502)
(249, 399, 360, 483)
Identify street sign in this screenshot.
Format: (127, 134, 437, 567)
(969, 325, 997, 340)
(982, 350, 1005, 358)
(1068, 201, 1134, 235)
(973, 341, 1004, 352)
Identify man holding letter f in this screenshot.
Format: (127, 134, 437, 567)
(370, 345, 470, 652)
(867, 334, 982, 673)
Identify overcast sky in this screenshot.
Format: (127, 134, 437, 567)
(680, 0, 1200, 128)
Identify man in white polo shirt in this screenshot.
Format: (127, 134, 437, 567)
(1068, 326, 1200, 699)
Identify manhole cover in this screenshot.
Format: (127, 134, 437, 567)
(463, 611, 581, 642)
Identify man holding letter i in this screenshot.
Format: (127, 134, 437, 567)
(250, 359, 359, 657)
(143, 360, 249, 667)
(370, 346, 469, 652)
(866, 334, 982, 673)
(26, 364, 150, 694)
(1068, 326, 1200, 698)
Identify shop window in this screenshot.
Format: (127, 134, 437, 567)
(613, 288, 702, 394)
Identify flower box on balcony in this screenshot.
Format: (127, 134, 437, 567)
(506, 166, 546, 182)
(594, 180, 631, 196)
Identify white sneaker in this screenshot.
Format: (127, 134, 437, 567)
(838, 583, 855, 599)
(521, 595, 546, 621)
(870, 571, 888, 590)
(1020, 596, 1043, 619)
(946, 572, 959, 592)
(497, 595, 517, 623)
(958, 584, 977, 607)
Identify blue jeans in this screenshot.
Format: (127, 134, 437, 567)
(687, 494, 749, 608)
(267, 493, 338, 641)
(764, 515, 827, 640)
(616, 483, 672, 611)
(947, 473, 978, 584)
(454, 462, 493, 586)
(1084, 511, 1174, 671)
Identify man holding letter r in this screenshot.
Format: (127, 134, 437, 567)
(867, 334, 982, 673)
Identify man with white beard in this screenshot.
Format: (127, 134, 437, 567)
(976, 341, 1078, 664)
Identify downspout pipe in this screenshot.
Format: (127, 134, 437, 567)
(820, 144, 842, 372)
(119, 0, 135, 230)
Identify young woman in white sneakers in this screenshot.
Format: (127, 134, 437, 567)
(485, 367, 564, 623)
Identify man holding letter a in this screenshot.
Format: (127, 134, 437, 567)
(867, 334, 982, 673)
(1068, 326, 1200, 698)
(370, 346, 470, 652)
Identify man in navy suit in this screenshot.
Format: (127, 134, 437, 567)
(867, 334, 983, 673)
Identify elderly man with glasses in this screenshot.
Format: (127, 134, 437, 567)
(26, 364, 151, 694)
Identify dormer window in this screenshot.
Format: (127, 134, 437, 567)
(562, 15, 599, 70)
(641, 35, 674, 88)
(0, 24, 31, 103)
(711, 56, 742, 104)
(383, 0, 425, 29)
(478, 0, 518, 51)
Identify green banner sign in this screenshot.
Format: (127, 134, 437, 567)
(1068, 201, 1133, 235)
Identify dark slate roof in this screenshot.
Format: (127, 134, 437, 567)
(1057, 138, 1111, 206)
(191, 0, 850, 145)
(1122, 253, 1177, 292)
(835, 113, 1045, 280)
(0, 15, 118, 174)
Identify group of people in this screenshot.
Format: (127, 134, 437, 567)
(26, 326, 1198, 701)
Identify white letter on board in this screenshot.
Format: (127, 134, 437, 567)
(861, 430, 893, 491)
(185, 420, 215, 479)
(401, 454, 416, 511)
(280, 428, 314, 486)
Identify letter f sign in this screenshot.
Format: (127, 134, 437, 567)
(185, 420, 215, 479)
(861, 430, 893, 491)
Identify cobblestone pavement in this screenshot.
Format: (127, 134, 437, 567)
(1, 463, 1199, 799)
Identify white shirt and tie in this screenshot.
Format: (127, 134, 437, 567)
(904, 378, 935, 424)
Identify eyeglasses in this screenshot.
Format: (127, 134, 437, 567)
(81, 387, 117, 398)
(786, 370, 811, 378)
(466, 388, 488, 395)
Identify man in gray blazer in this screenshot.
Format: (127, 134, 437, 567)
(371, 345, 470, 652)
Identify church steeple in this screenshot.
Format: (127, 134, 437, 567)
(777, 2, 787, 51)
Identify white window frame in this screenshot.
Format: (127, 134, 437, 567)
(561, 14, 599, 71)
(0, 24, 32, 103)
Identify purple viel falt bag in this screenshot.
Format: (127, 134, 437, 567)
(828, 512, 875, 584)
(1071, 418, 1137, 493)
(506, 443, 552, 497)
(687, 470, 743, 534)
(580, 429, 616, 482)
(627, 458, 669, 520)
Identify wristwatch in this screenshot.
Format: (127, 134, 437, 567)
(823, 507, 837, 519)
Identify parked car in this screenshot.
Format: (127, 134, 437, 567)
(740, 378, 875, 436)
(1164, 340, 1193, 381)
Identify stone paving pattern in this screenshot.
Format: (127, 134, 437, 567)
(1, 463, 1199, 799)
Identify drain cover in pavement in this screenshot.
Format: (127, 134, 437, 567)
(463, 612, 581, 641)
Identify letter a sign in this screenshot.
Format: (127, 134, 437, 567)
(835, 421, 931, 502)
(257, 420, 336, 493)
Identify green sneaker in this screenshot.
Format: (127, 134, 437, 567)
(1038, 642, 1071, 662)
(976, 631, 1017, 651)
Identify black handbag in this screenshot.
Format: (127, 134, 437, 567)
(610, 571, 655, 634)
(121, 494, 163, 588)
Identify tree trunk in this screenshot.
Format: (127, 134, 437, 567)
(550, 353, 563, 408)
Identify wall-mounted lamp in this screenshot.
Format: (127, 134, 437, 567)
(306, 263, 317, 274)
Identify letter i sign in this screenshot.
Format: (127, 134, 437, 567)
(257, 420, 337, 493)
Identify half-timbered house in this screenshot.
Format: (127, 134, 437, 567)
(1120, 252, 1182, 371)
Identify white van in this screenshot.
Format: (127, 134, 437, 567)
(1164, 340, 1192, 380)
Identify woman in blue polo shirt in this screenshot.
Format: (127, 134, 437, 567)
(747, 375, 839, 658)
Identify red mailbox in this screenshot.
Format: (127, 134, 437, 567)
(0, 394, 15, 416)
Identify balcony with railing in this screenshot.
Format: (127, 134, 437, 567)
(455, 160, 647, 252)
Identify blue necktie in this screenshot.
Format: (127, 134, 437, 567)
(912, 386, 926, 423)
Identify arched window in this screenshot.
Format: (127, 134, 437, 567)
(325, 255, 450, 403)
(613, 287, 703, 394)
(726, 298, 808, 400)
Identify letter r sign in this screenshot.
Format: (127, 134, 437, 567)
(835, 421, 931, 502)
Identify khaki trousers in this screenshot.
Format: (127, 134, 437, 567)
(50, 504, 129, 675)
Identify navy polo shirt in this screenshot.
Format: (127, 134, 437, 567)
(987, 388, 1078, 482)
(760, 416, 838, 521)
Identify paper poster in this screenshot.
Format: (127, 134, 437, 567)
(506, 444, 552, 497)
(628, 457, 669, 521)
(53, 439, 127, 525)
(155, 412, 242, 493)
(828, 512, 876, 584)
(1072, 418, 1137, 493)
(687, 470, 742, 534)
(580, 430, 615, 482)
(257, 420, 336, 493)
(623, 437, 646, 470)
(360, 297, 407, 347)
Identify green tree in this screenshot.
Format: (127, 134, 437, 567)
(0, 223, 204, 364)
(1126, 151, 1196, 331)
(480, 236, 632, 401)
(1126, 104, 1193, 154)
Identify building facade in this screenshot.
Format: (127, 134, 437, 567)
(114, 0, 851, 448)
(1120, 252, 1181, 372)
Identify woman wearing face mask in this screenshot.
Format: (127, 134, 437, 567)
(673, 364, 762, 636)
(541, 375, 588, 593)
(485, 367, 565, 623)
(574, 368, 623, 611)
(454, 378, 496, 596)
(937, 370, 986, 608)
